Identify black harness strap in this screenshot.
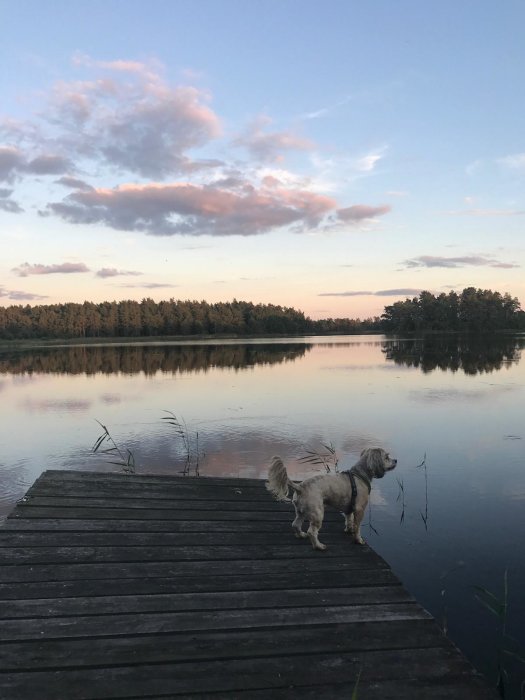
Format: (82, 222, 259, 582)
(342, 468, 371, 515)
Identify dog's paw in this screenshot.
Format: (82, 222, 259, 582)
(354, 536, 365, 545)
(294, 531, 308, 539)
(314, 543, 327, 551)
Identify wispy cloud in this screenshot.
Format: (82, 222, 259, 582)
(301, 95, 352, 120)
(0, 187, 23, 213)
(497, 152, 525, 169)
(0, 146, 71, 182)
(96, 267, 142, 278)
(465, 159, 483, 176)
(402, 255, 520, 269)
(446, 208, 525, 217)
(12, 262, 90, 277)
(319, 288, 423, 297)
(0, 199, 23, 213)
(55, 176, 94, 191)
(234, 115, 314, 162)
(117, 282, 178, 289)
(355, 147, 387, 173)
(386, 190, 409, 197)
(0, 286, 48, 301)
(308, 146, 388, 194)
(72, 52, 164, 84)
(336, 204, 391, 223)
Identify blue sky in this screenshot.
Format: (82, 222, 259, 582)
(1, 0, 524, 319)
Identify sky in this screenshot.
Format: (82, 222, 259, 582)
(1, 0, 524, 320)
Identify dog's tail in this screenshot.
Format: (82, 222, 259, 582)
(266, 456, 301, 501)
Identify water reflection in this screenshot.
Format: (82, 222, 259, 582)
(382, 334, 525, 375)
(1, 334, 524, 694)
(0, 342, 311, 376)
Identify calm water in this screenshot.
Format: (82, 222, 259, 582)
(1, 334, 524, 694)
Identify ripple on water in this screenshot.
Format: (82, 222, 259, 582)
(0, 461, 33, 522)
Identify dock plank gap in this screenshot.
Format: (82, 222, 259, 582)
(0, 470, 498, 699)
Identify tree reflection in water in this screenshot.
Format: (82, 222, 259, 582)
(382, 334, 525, 375)
(0, 342, 312, 376)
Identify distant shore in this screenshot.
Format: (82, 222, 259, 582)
(2, 328, 524, 352)
(0, 331, 386, 351)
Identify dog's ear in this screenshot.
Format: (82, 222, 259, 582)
(366, 448, 387, 478)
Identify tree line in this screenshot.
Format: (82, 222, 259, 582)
(0, 299, 311, 339)
(0, 288, 523, 340)
(381, 288, 525, 333)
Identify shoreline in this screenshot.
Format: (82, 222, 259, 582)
(0, 331, 385, 350)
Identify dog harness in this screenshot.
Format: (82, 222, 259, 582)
(342, 468, 371, 515)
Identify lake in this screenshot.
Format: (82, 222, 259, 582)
(1, 334, 524, 695)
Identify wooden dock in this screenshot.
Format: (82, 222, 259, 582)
(0, 469, 497, 699)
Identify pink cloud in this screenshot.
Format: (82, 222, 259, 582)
(47, 67, 222, 177)
(47, 180, 337, 236)
(336, 204, 392, 222)
(12, 262, 90, 277)
(0, 286, 48, 300)
(117, 282, 178, 289)
(96, 267, 143, 278)
(72, 53, 164, 84)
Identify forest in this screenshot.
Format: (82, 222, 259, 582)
(0, 298, 377, 339)
(0, 288, 523, 340)
(381, 288, 525, 333)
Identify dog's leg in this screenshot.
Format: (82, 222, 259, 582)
(306, 508, 326, 551)
(292, 503, 307, 538)
(307, 522, 326, 550)
(353, 507, 366, 545)
(344, 512, 355, 535)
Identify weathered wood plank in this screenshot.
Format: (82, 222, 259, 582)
(0, 517, 321, 532)
(0, 566, 401, 600)
(0, 648, 489, 700)
(23, 484, 276, 501)
(2, 603, 429, 641)
(7, 505, 340, 521)
(180, 677, 497, 700)
(31, 469, 265, 487)
(0, 529, 362, 547)
(27, 473, 271, 491)
(0, 585, 411, 619)
(0, 542, 382, 564)
(0, 551, 388, 583)
(0, 619, 442, 670)
(18, 495, 295, 511)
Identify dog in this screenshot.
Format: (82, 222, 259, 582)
(266, 448, 397, 550)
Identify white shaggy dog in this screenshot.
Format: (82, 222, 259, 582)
(266, 448, 397, 550)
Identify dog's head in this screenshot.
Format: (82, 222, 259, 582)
(360, 448, 397, 479)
